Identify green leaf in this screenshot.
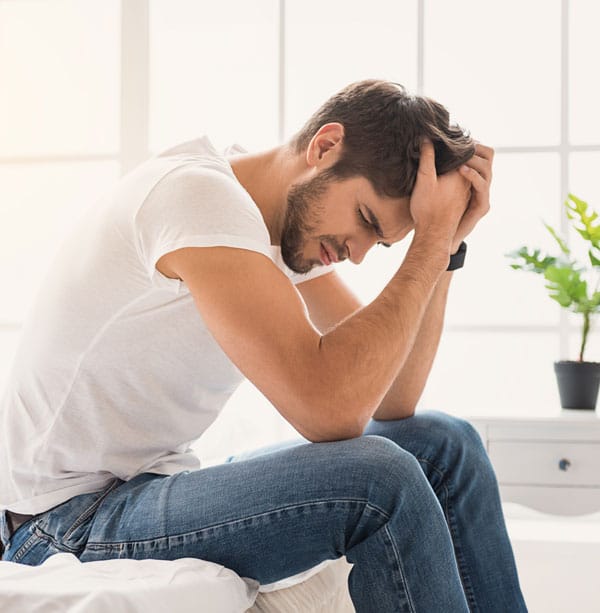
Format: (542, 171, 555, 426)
(589, 250, 600, 267)
(543, 265, 589, 310)
(508, 195, 600, 327)
(566, 194, 600, 250)
(544, 222, 570, 255)
(506, 246, 557, 274)
(591, 292, 600, 309)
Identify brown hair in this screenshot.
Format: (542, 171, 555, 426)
(290, 79, 475, 198)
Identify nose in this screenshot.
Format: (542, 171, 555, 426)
(348, 235, 377, 265)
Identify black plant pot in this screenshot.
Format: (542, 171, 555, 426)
(554, 361, 600, 410)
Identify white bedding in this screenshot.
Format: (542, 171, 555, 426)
(0, 554, 354, 613)
(0, 554, 258, 613)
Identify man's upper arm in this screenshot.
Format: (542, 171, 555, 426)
(156, 246, 360, 442)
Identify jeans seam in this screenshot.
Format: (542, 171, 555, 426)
(83, 497, 417, 611)
(382, 523, 416, 613)
(84, 497, 391, 550)
(445, 495, 478, 612)
(416, 456, 478, 613)
(32, 524, 80, 554)
(12, 531, 40, 563)
(62, 478, 121, 542)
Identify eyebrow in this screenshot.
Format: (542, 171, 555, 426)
(364, 205, 392, 247)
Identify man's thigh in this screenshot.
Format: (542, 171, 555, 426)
(77, 435, 409, 583)
(223, 436, 309, 463)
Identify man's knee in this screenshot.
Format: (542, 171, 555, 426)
(341, 434, 420, 471)
(416, 412, 500, 494)
(412, 411, 486, 457)
(336, 435, 433, 503)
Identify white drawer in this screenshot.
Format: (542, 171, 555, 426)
(488, 441, 600, 487)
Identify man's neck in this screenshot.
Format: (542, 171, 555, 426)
(227, 145, 306, 246)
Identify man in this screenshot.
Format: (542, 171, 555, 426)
(0, 80, 527, 611)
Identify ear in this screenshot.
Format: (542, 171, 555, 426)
(305, 123, 345, 169)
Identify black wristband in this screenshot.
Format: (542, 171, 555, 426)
(447, 241, 467, 271)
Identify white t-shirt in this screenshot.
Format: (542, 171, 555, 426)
(0, 136, 334, 514)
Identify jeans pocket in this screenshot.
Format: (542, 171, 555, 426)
(4, 479, 123, 564)
(61, 478, 123, 547)
(10, 527, 63, 566)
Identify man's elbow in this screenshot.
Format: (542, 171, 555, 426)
(301, 427, 364, 444)
(371, 401, 417, 421)
(282, 368, 372, 442)
(295, 404, 369, 443)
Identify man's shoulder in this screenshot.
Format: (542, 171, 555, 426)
(156, 135, 220, 159)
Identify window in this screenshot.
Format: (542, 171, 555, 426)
(149, 0, 279, 153)
(0, 0, 120, 391)
(2, 0, 599, 424)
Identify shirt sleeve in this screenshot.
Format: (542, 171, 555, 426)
(133, 164, 272, 291)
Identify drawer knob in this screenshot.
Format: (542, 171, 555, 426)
(558, 458, 571, 471)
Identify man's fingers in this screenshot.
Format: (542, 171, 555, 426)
(463, 154, 492, 183)
(456, 206, 485, 241)
(449, 141, 493, 248)
(418, 138, 436, 178)
(473, 142, 495, 161)
(459, 164, 488, 200)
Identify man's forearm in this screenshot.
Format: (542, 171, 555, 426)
(304, 138, 483, 441)
(371, 270, 453, 421)
(313, 232, 451, 437)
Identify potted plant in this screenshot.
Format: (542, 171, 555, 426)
(507, 193, 600, 410)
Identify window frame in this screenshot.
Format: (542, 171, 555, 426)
(1, 0, 599, 365)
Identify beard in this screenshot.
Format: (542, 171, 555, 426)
(280, 172, 333, 274)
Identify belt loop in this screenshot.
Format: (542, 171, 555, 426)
(0, 510, 11, 554)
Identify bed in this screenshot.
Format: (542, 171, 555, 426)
(0, 552, 355, 612)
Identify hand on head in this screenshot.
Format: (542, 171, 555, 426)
(454, 142, 493, 251)
(409, 139, 493, 253)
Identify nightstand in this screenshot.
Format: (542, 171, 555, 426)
(468, 411, 600, 516)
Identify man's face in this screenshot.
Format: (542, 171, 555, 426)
(280, 172, 413, 274)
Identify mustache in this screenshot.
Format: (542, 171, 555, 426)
(321, 237, 346, 262)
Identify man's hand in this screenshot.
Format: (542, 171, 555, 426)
(452, 142, 494, 252)
(409, 139, 472, 254)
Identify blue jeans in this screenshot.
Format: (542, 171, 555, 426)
(0, 411, 527, 612)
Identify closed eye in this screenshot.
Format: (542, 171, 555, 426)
(357, 207, 392, 248)
(357, 208, 370, 227)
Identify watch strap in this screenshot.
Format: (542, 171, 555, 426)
(447, 241, 467, 271)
